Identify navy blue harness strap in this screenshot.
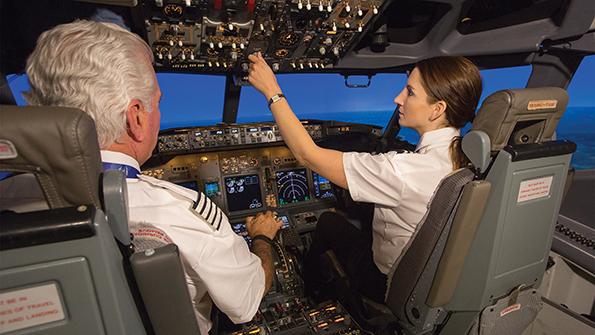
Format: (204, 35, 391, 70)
(102, 162, 140, 179)
(0, 172, 15, 181)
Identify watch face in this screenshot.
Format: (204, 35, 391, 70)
(272, 95, 281, 102)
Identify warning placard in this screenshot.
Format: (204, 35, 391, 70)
(517, 175, 554, 203)
(0, 283, 65, 333)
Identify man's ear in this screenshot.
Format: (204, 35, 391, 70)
(430, 100, 447, 121)
(126, 99, 146, 142)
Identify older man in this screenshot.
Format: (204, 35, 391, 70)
(23, 20, 280, 334)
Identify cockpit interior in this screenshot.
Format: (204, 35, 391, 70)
(0, 1, 594, 335)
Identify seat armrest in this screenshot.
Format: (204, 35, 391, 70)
(130, 244, 200, 335)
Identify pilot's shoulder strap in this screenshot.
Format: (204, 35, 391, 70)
(138, 175, 225, 231)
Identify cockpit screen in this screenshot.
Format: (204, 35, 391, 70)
(312, 172, 334, 199)
(276, 168, 310, 206)
(204, 182, 219, 197)
(278, 215, 290, 229)
(224, 174, 263, 213)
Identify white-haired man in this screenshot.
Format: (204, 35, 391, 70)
(23, 20, 281, 334)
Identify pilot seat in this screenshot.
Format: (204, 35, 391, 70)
(323, 87, 576, 335)
(0, 105, 199, 335)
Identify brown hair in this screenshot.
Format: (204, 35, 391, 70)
(415, 56, 482, 170)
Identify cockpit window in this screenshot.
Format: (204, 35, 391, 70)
(480, 65, 532, 98)
(238, 67, 535, 144)
(5, 73, 28, 106)
(558, 55, 595, 169)
(6, 60, 592, 170)
(237, 73, 412, 137)
(5, 72, 227, 130)
(156, 73, 224, 129)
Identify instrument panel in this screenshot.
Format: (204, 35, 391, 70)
(143, 144, 335, 220)
(142, 120, 379, 333)
(154, 120, 380, 154)
(144, 120, 381, 232)
(140, 0, 387, 73)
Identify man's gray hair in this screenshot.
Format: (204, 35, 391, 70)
(25, 20, 155, 148)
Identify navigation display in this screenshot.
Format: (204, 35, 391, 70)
(276, 168, 310, 206)
(312, 172, 334, 199)
(224, 174, 263, 213)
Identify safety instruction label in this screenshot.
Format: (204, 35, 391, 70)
(517, 175, 553, 203)
(0, 282, 65, 333)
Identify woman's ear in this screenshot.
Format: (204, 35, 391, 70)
(430, 100, 447, 122)
(126, 99, 146, 142)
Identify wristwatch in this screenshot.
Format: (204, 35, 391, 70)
(267, 93, 285, 108)
(251, 234, 275, 246)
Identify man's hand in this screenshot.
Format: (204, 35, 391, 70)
(248, 52, 282, 101)
(246, 211, 282, 295)
(246, 211, 282, 240)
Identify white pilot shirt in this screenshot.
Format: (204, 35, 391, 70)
(342, 127, 459, 274)
(101, 151, 265, 335)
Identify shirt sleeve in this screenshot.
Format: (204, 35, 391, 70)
(343, 151, 408, 207)
(188, 230, 265, 324)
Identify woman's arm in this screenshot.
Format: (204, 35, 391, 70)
(248, 53, 348, 189)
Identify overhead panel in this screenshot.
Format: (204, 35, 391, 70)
(141, 0, 387, 73)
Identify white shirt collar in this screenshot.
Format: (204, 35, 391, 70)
(100, 150, 141, 172)
(415, 127, 460, 153)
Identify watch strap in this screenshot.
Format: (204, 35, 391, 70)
(251, 234, 275, 246)
(267, 93, 285, 108)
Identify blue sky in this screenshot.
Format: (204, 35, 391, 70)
(7, 55, 594, 128)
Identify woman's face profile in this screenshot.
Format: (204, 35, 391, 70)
(393, 67, 438, 135)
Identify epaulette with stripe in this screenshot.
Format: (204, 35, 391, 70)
(138, 175, 226, 231)
(192, 189, 224, 231)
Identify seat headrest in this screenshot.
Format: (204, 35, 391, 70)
(472, 87, 568, 152)
(0, 105, 102, 209)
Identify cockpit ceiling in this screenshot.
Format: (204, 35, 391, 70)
(0, 0, 594, 75)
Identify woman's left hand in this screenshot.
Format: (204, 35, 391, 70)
(248, 52, 282, 100)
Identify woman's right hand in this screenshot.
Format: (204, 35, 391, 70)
(248, 52, 282, 101)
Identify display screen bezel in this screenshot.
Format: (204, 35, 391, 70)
(311, 171, 335, 200)
(223, 173, 265, 214)
(275, 167, 312, 207)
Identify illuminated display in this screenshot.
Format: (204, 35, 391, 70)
(312, 172, 334, 199)
(278, 215, 290, 229)
(204, 181, 219, 197)
(276, 168, 310, 206)
(224, 174, 263, 212)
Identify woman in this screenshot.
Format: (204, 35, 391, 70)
(248, 54, 482, 304)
